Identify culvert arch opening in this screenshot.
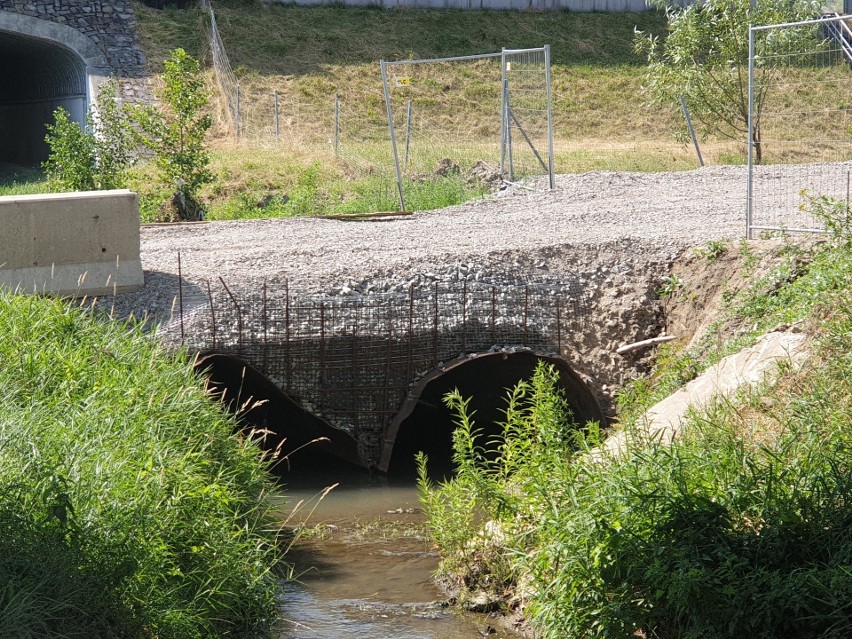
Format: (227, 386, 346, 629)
(379, 351, 604, 477)
(0, 28, 88, 167)
(194, 351, 365, 479)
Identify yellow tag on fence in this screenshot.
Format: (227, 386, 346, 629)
(395, 77, 411, 87)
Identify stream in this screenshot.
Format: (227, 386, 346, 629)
(277, 473, 524, 639)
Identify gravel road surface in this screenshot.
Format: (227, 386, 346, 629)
(128, 166, 751, 304)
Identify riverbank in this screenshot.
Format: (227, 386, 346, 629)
(418, 213, 852, 638)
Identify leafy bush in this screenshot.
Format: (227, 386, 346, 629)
(0, 293, 284, 638)
(43, 79, 136, 192)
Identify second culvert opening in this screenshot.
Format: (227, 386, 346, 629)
(380, 351, 604, 477)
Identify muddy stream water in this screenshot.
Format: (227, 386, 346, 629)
(277, 473, 523, 639)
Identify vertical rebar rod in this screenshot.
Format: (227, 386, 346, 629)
(219, 277, 243, 354)
(274, 91, 280, 138)
(285, 280, 292, 390)
(262, 280, 268, 372)
(407, 285, 414, 381)
(206, 280, 216, 350)
(177, 251, 184, 345)
(462, 280, 468, 354)
(524, 285, 529, 343)
(491, 286, 497, 344)
(334, 93, 340, 156)
(319, 303, 326, 391)
(381, 60, 407, 212)
(544, 44, 555, 190)
(679, 95, 704, 168)
(556, 296, 562, 354)
(403, 100, 413, 169)
(352, 322, 359, 439)
(382, 314, 393, 421)
(433, 282, 439, 367)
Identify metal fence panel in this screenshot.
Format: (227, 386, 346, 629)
(747, 14, 852, 237)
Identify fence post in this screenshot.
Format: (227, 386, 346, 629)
(236, 83, 242, 138)
(679, 95, 704, 168)
(273, 91, 280, 138)
(747, 26, 756, 239)
(403, 100, 413, 169)
(380, 60, 407, 212)
(500, 49, 507, 177)
(334, 93, 340, 155)
(504, 79, 515, 182)
(545, 44, 555, 190)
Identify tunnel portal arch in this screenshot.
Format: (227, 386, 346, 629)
(379, 351, 604, 476)
(194, 349, 603, 481)
(0, 11, 109, 166)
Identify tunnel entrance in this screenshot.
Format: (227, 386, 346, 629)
(0, 30, 88, 167)
(195, 352, 367, 481)
(380, 352, 604, 477)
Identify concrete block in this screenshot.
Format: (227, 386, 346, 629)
(0, 189, 144, 297)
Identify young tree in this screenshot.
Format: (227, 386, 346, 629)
(43, 79, 136, 191)
(133, 48, 214, 221)
(635, 0, 821, 163)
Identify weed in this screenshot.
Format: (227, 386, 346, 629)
(657, 274, 686, 299)
(694, 238, 729, 262)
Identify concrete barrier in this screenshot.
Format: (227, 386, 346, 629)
(0, 189, 144, 297)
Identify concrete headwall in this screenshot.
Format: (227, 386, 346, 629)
(0, 190, 144, 297)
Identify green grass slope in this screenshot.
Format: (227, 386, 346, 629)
(0, 294, 284, 638)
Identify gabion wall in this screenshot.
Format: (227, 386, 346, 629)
(159, 278, 589, 465)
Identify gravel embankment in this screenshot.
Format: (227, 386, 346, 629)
(120, 166, 750, 315)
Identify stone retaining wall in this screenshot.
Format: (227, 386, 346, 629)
(0, 0, 145, 75)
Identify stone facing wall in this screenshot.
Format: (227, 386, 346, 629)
(0, 0, 145, 75)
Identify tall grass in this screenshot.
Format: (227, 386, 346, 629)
(0, 293, 284, 638)
(418, 202, 852, 638)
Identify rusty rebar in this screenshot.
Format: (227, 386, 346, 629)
(206, 279, 217, 350)
(433, 281, 439, 367)
(556, 295, 562, 354)
(218, 277, 243, 354)
(262, 280, 268, 372)
(177, 252, 184, 345)
(462, 279, 468, 354)
(285, 279, 292, 390)
(491, 286, 497, 344)
(319, 302, 326, 391)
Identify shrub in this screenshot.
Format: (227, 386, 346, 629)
(43, 79, 136, 191)
(0, 293, 284, 638)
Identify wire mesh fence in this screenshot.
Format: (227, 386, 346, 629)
(747, 14, 852, 237)
(381, 47, 554, 210)
(200, 0, 240, 136)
